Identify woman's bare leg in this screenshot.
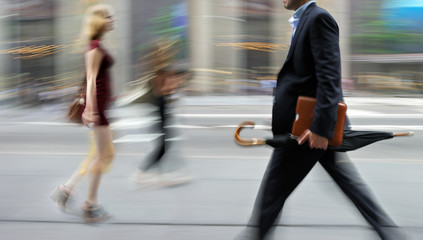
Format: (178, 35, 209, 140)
(51, 132, 97, 206)
(86, 126, 114, 205)
(64, 171, 85, 190)
(63, 132, 97, 189)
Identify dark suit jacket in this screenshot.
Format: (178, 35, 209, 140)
(272, 2, 343, 139)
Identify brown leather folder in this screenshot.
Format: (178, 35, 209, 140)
(291, 96, 347, 146)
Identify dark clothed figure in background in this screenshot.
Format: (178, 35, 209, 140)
(132, 39, 191, 186)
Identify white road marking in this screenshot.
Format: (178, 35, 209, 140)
(113, 134, 184, 143)
(173, 124, 421, 130)
(1, 112, 423, 128)
(175, 114, 272, 118)
(110, 117, 158, 129)
(0, 121, 422, 131)
(175, 113, 423, 119)
(0, 122, 76, 126)
(349, 125, 422, 130)
(0, 151, 420, 163)
(169, 124, 211, 129)
(113, 134, 163, 143)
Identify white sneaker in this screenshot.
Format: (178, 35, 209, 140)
(131, 170, 161, 185)
(161, 170, 192, 186)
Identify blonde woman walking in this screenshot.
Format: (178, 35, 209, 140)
(51, 4, 115, 222)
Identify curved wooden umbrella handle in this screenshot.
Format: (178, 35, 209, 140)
(234, 120, 266, 146)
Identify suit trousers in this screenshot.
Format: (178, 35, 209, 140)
(257, 144, 402, 240)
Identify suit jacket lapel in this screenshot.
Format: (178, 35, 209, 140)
(285, 2, 316, 62)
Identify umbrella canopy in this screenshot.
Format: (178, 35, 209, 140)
(331, 130, 394, 152)
(234, 121, 414, 152)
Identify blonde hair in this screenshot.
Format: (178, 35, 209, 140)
(80, 4, 113, 45)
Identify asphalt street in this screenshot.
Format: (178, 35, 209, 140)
(0, 96, 422, 240)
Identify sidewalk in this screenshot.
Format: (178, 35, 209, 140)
(1, 155, 421, 240)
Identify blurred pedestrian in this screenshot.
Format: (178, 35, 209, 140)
(131, 39, 192, 186)
(50, 4, 116, 222)
(236, 1, 407, 240)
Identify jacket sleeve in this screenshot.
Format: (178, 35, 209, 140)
(309, 12, 342, 139)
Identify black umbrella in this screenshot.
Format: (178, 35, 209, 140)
(234, 120, 414, 151)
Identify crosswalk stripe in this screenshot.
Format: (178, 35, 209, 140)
(0, 151, 420, 163)
(174, 113, 423, 118)
(0, 121, 422, 130)
(113, 133, 163, 143)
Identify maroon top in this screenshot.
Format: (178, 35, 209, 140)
(86, 39, 114, 126)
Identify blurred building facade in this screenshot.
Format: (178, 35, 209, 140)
(0, 0, 422, 106)
(350, 0, 423, 94)
(189, 0, 351, 95)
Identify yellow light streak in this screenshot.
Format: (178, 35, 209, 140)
(216, 42, 288, 53)
(0, 44, 68, 59)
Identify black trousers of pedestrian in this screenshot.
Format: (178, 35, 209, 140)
(139, 96, 171, 171)
(257, 144, 401, 240)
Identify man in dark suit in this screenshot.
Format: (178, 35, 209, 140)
(239, 1, 408, 239)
